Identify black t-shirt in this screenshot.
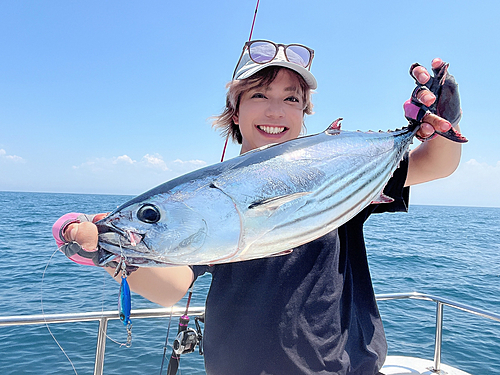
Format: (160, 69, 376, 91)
(191, 156, 409, 375)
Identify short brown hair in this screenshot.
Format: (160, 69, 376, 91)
(213, 66, 314, 144)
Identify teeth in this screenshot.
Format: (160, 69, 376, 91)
(259, 126, 286, 134)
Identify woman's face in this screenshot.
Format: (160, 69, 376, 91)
(234, 69, 305, 154)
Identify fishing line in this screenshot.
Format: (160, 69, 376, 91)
(114, 235, 133, 347)
(41, 248, 79, 375)
(220, 0, 261, 162)
(159, 306, 174, 375)
(41, 246, 130, 375)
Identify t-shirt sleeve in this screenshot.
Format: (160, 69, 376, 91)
(370, 152, 410, 214)
(190, 265, 211, 283)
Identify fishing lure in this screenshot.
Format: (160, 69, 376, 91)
(116, 259, 133, 347)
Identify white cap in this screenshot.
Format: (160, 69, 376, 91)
(233, 44, 317, 90)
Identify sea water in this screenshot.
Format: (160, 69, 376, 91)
(0, 191, 498, 374)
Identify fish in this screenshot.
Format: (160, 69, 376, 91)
(95, 119, 466, 267)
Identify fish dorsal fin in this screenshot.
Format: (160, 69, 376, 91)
(248, 192, 311, 211)
(325, 118, 343, 135)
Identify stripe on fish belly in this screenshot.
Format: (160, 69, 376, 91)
(96, 122, 462, 266)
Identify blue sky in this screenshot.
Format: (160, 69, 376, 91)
(1, 0, 499, 207)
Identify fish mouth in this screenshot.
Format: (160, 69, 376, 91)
(96, 221, 144, 245)
(96, 221, 149, 260)
(257, 125, 288, 136)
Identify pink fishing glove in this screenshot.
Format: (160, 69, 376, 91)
(52, 212, 107, 266)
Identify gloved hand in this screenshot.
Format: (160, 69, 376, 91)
(404, 58, 464, 142)
(52, 212, 108, 267)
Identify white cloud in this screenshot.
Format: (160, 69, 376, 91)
(170, 158, 207, 172)
(142, 154, 169, 171)
(172, 158, 206, 166)
(70, 153, 208, 194)
(410, 159, 500, 207)
(0, 149, 25, 163)
(74, 154, 175, 172)
(113, 155, 135, 165)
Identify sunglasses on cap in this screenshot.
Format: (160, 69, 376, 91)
(232, 40, 315, 80)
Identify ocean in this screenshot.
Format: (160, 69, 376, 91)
(0, 191, 499, 374)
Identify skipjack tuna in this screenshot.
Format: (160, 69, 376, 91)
(96, 119, 466, 267)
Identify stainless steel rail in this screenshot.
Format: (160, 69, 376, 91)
(1, 292, 498, 375)
(0, 306, 205, 375)
(376, 292, 500, 373)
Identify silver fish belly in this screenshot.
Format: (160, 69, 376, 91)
(96, 124, 416, 266)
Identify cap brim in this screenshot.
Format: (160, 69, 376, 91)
(235, 60, 317, 90)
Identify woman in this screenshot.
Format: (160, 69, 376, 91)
(53, 40, 462, 374)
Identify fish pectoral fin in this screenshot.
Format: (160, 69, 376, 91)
(248, 192, 312, 212)
(371, 193, 394, 204)
(263, 249, 293, 258)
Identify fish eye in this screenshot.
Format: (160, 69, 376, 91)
(137, 204, 161, 224)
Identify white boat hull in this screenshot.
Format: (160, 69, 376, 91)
(382, 356, 472, 375)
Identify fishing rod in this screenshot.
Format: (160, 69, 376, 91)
(164, 287, 204, 375)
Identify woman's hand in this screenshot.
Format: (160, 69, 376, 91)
(406, 58, 460, 141)
(63, 221, 99, 250)
(404, 58, 463, 186)
(52, 213, 108, 266)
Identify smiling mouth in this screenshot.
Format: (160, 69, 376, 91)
(257, 125, 288, 135)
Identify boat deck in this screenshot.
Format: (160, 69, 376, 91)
(383, 356, 471, 375)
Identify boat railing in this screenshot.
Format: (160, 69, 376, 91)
(376, 292, 500, 373)
(1, 292, 499, 375)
